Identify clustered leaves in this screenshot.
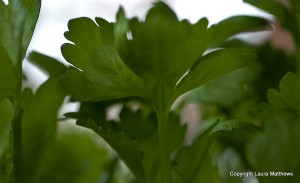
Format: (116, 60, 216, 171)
(1, 0, 300, 183)
(61, 3, 258, 114)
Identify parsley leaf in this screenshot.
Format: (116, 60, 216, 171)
(0, 45, 17, 100)
(174, 119, 259, 183)
(212, 15, 271, 44)
(35, 127, 111, 183)
(0, 98, 14, 156)
(268, 72, 300, 113)
(67, 101, 186, 182)
(61, 2, 259, 113)
(0, 0, 41, 64)
(21, 78, 67, 182)
(61, 17, 147, 101)
(28, 51, 67, 78)
(246, 111, 300, 183)
(0, 0, 41, 101)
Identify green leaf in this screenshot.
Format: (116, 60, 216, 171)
(137, 111, 186, 182)
(212, 120, 260, 149)
(79, 119, 146, 182)
(68, 100, 148, 182)
(115, 106, 186, 182)
(117, 3, 213, 110)
(119, 4, 211, 90)
(0, 44, 17, 100)
(183, 65, 259, 108)
(0, 0, 40, 101)
(290, 0, 300, 15)
(61, 17, 147, 101)
(246, 110, 300, 183)
(175, 48, 255, 96)
(114, 7, 129, 52)
(68, 101, 186, 182)
(0, 0, 41, 64)
(174, 119, 259, 183)
(67, 101, 147, 182)
(268, 72, 300, 113)
(117, 107, 157, 141)
(62, 2, 256, 115)
(212, 15, 270, 44)
(243, 0, 298, 40)
(244, 0, 291, 22)
(0, 98, 14, 183)
(20, 0, 41, 59)
(28, 51, 67, 78)
(21, 78, 67, 182)
(35, 128, 110, 183)
(0, 98, 14, 157)
(174, 120, 219, 183)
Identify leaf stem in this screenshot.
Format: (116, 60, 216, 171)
(157, 113, 172, 183)
(12, 111, 23, 183)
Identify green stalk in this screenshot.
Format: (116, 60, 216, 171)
(157, 113, 172, 183)
(12, 111, 23, 183)
(12, 60, 24, 183)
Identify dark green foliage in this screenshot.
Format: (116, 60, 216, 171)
(60, 3, 267, 182)
(2, 0, 300, 183)
(246, 111, 300, 183)
(245, 72, 300, 183)
(268, 72, 300, 113)
(174, 120, 219, 183)
(174, 119, 259, 183)
(212, 15, 270, 44)
(21, 79, 67, 182)
(28, 51, 67, 78)
(61, 2, 258, 113)
(0, 99, 13, 157)
(0, 50, 16, 101)
(0, 0, 41, 64)
(34, 128, 111, 183)
(67, 101, 187, 182)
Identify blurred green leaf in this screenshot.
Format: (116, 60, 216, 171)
(68, 101, 186, 182)
(35, 128, 110, 183)
(68, 101, 148, 182)
(246, 110, 300, 183)
(28, 51, 67, 78)
(21, 78, 67, 182)
(0, 98, 14, 157)
(183, 65, 258, 108)
(174, 120, 219, 183)
(244, 0, 299, 41)
(21, 0, 41, 59)
(244, 0, 290, 20)
(0, 0, 41, 103)
(80, 119, 146, 182)
(138, 111, 186, 182)
(0, 0, 41, 64)
(212, 15, 270, 44)
(174, 119, 259, 183)
(0, 44, 17, 101)
(268, 72, 300, 113)
(212, 119, 260, 144)
(175, 48, 255, 96)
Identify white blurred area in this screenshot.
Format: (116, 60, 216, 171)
(22, 0, 272, 115)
